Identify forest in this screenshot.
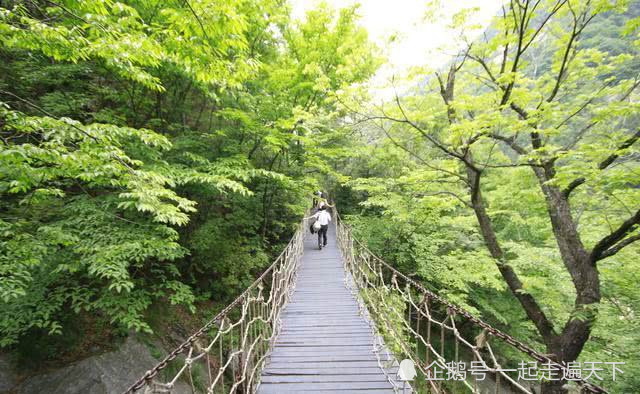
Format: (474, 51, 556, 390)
(0, 0, 639, 393)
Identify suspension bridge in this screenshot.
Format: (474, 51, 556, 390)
(124, 209, 607, 394)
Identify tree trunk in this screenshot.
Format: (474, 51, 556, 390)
(464, 158, 559, 348)
(532, 166, 601, 365)
(541, 379, 566, 394)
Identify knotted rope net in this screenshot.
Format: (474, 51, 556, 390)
(335, 211, 607, 394)
(124, 217, 307, 394)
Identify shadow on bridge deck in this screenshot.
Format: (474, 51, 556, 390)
(257, 222, 400, 393)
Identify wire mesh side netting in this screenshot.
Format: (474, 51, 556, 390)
(335, 212, 606, 394)
(124, 218, 307, 394)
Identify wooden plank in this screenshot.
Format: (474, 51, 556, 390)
(267, 355, 392, 363)
(265, 361, 382, 369)
(257, 223, 398, 393)
(258, 381, 395, 391)
(279, 329, 373, 336)
(259, 388, 396, 394)
(281, 313, 363, 318)
(261, 374, 392, 383)
(269, 350, 381, 358)
(275, 339, 375, 346)
(276, 333, 375, 340)
(263, 367, 391, 375)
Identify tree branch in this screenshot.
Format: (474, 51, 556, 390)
(0, 89, 137, 173)
(488, 133, 529, 155)
(591, 209, 640, 262)
(521, 0, 568, 54)
(563, 128, 640, 198)
(599, 233, 640, 260)
(561, 178, 586, 198)
(545, 4, 597, 104)
(419, 191, 472, 208)
(373, 121, 470, 186)
(598, 129, 640, 170)
(386, 92, 467, 163)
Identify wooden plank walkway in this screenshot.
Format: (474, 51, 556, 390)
(257, 222, 398, 393)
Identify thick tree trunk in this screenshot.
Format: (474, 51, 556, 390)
(528, 165, 600, 394)
(464, 161, 559, 349)
(532, 166, 601, 365)
(436, 63, 594, 394)
(541, 379, 566, 394)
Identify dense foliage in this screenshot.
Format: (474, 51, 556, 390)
(0, 0, 377, 351)
(1, 0, 639, 393)
(337, 1, 640, 392)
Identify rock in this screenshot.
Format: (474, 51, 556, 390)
(13, 336, 190, 394)
(0, 353, 19, 392)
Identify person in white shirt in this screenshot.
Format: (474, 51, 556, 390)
(308, 205, 332, 249)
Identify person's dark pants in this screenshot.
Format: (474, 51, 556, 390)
(318, 224, 328, 246)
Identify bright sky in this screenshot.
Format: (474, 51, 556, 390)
(291, 0, 504, 89)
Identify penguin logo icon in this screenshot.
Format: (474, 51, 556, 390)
(397, 359, 417, 392)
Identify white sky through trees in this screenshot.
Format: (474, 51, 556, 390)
(291, 0, 504, 90)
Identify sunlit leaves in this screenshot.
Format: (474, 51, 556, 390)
(0, 195, 190, 345)
(342, 1, 639, 390)
(0, 0, 381, 351)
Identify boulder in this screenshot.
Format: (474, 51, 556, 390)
(11, 336, 190, 394)
(0, 353, 19, 392)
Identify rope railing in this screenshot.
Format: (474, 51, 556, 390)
(123, 217, 307, 394)
(335, 210, 607, 394)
